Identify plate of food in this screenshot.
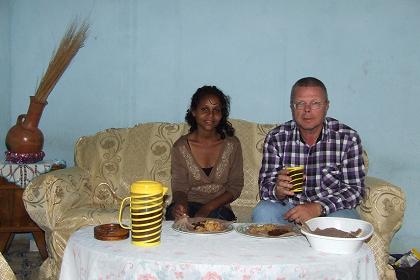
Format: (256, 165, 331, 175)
(172, 218, 234, 234)
(235, 223, 300, 238)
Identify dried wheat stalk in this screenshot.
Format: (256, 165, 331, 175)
(34, 20, 89, 103)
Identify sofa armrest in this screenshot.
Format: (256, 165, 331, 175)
(357, 176, 405, 280)
(47, 207, 125, 277)
(23, 167, 91, 232)
(358, 176, 406, 245)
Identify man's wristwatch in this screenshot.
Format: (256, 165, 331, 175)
(320, 204, 327, 217)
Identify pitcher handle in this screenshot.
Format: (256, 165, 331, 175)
(118, 197, 131, 230)
(16, 114, 26, 124)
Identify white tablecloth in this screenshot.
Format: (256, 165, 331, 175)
(60, 222, 378, 280)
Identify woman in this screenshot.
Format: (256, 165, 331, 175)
(165, 85, 244, 221)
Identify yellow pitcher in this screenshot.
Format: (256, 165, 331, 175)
(118, 180, 168, 247)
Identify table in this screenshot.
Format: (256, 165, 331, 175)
(0, 159, 66, 187)
(0, 159, 66, 259)
(60, 222, 378, 280)
(0, 177, 48, 259)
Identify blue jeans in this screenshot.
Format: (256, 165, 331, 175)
(252, 200, 360, 224)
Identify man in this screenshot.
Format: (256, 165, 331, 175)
(252, 77, 365, 224)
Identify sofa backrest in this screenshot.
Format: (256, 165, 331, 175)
(74, 122, 188, 207)
(73, 119, 368, 212)
(228, 120, 277, 209)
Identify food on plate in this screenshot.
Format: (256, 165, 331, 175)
(192, 220, 225, 232)
(247, 224, 293, 237)
(267, 228, 292, 236)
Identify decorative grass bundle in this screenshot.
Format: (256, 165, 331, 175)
(34, 19, 89, 103)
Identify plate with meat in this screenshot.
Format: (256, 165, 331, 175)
(235, 223, 300, 238)
(172, 218, 234, 234)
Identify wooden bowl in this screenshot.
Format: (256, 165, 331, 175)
(94, 223, 129, 241)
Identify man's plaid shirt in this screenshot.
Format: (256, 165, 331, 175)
(259, 117, 365, 214)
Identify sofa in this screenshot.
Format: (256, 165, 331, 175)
(23, 119, 406, 279)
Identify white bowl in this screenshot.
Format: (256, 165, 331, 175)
(301, 217, 374, 254)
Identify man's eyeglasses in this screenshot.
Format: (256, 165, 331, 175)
(292, 101, 325, 110)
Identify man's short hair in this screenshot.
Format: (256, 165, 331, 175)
(290, 77, 329, 104)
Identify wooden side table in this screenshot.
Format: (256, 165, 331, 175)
(0, 176, 48, 259)
(0, 160, 65, 259)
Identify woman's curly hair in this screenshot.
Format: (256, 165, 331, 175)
(185, 85, 235, 139)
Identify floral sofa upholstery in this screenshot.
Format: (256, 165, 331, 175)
(23, 119, 405, 280)
(0, 252, 16, 280)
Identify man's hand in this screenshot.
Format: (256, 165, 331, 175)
(283, 203, 322, 224)
(275, 168, 296, 199)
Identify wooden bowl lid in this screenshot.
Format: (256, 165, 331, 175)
(94, 223, 129, 241)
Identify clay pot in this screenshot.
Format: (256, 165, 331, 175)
(5, 96, 47, 155)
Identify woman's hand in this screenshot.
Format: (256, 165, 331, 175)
(194, 204, 213, 218)
(172, 203, 188, 220)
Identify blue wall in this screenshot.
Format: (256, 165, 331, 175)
(2, 0, 419, 253)
(0, 0, 10, 145)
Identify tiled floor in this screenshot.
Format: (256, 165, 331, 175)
(4, 234, 42, 280)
